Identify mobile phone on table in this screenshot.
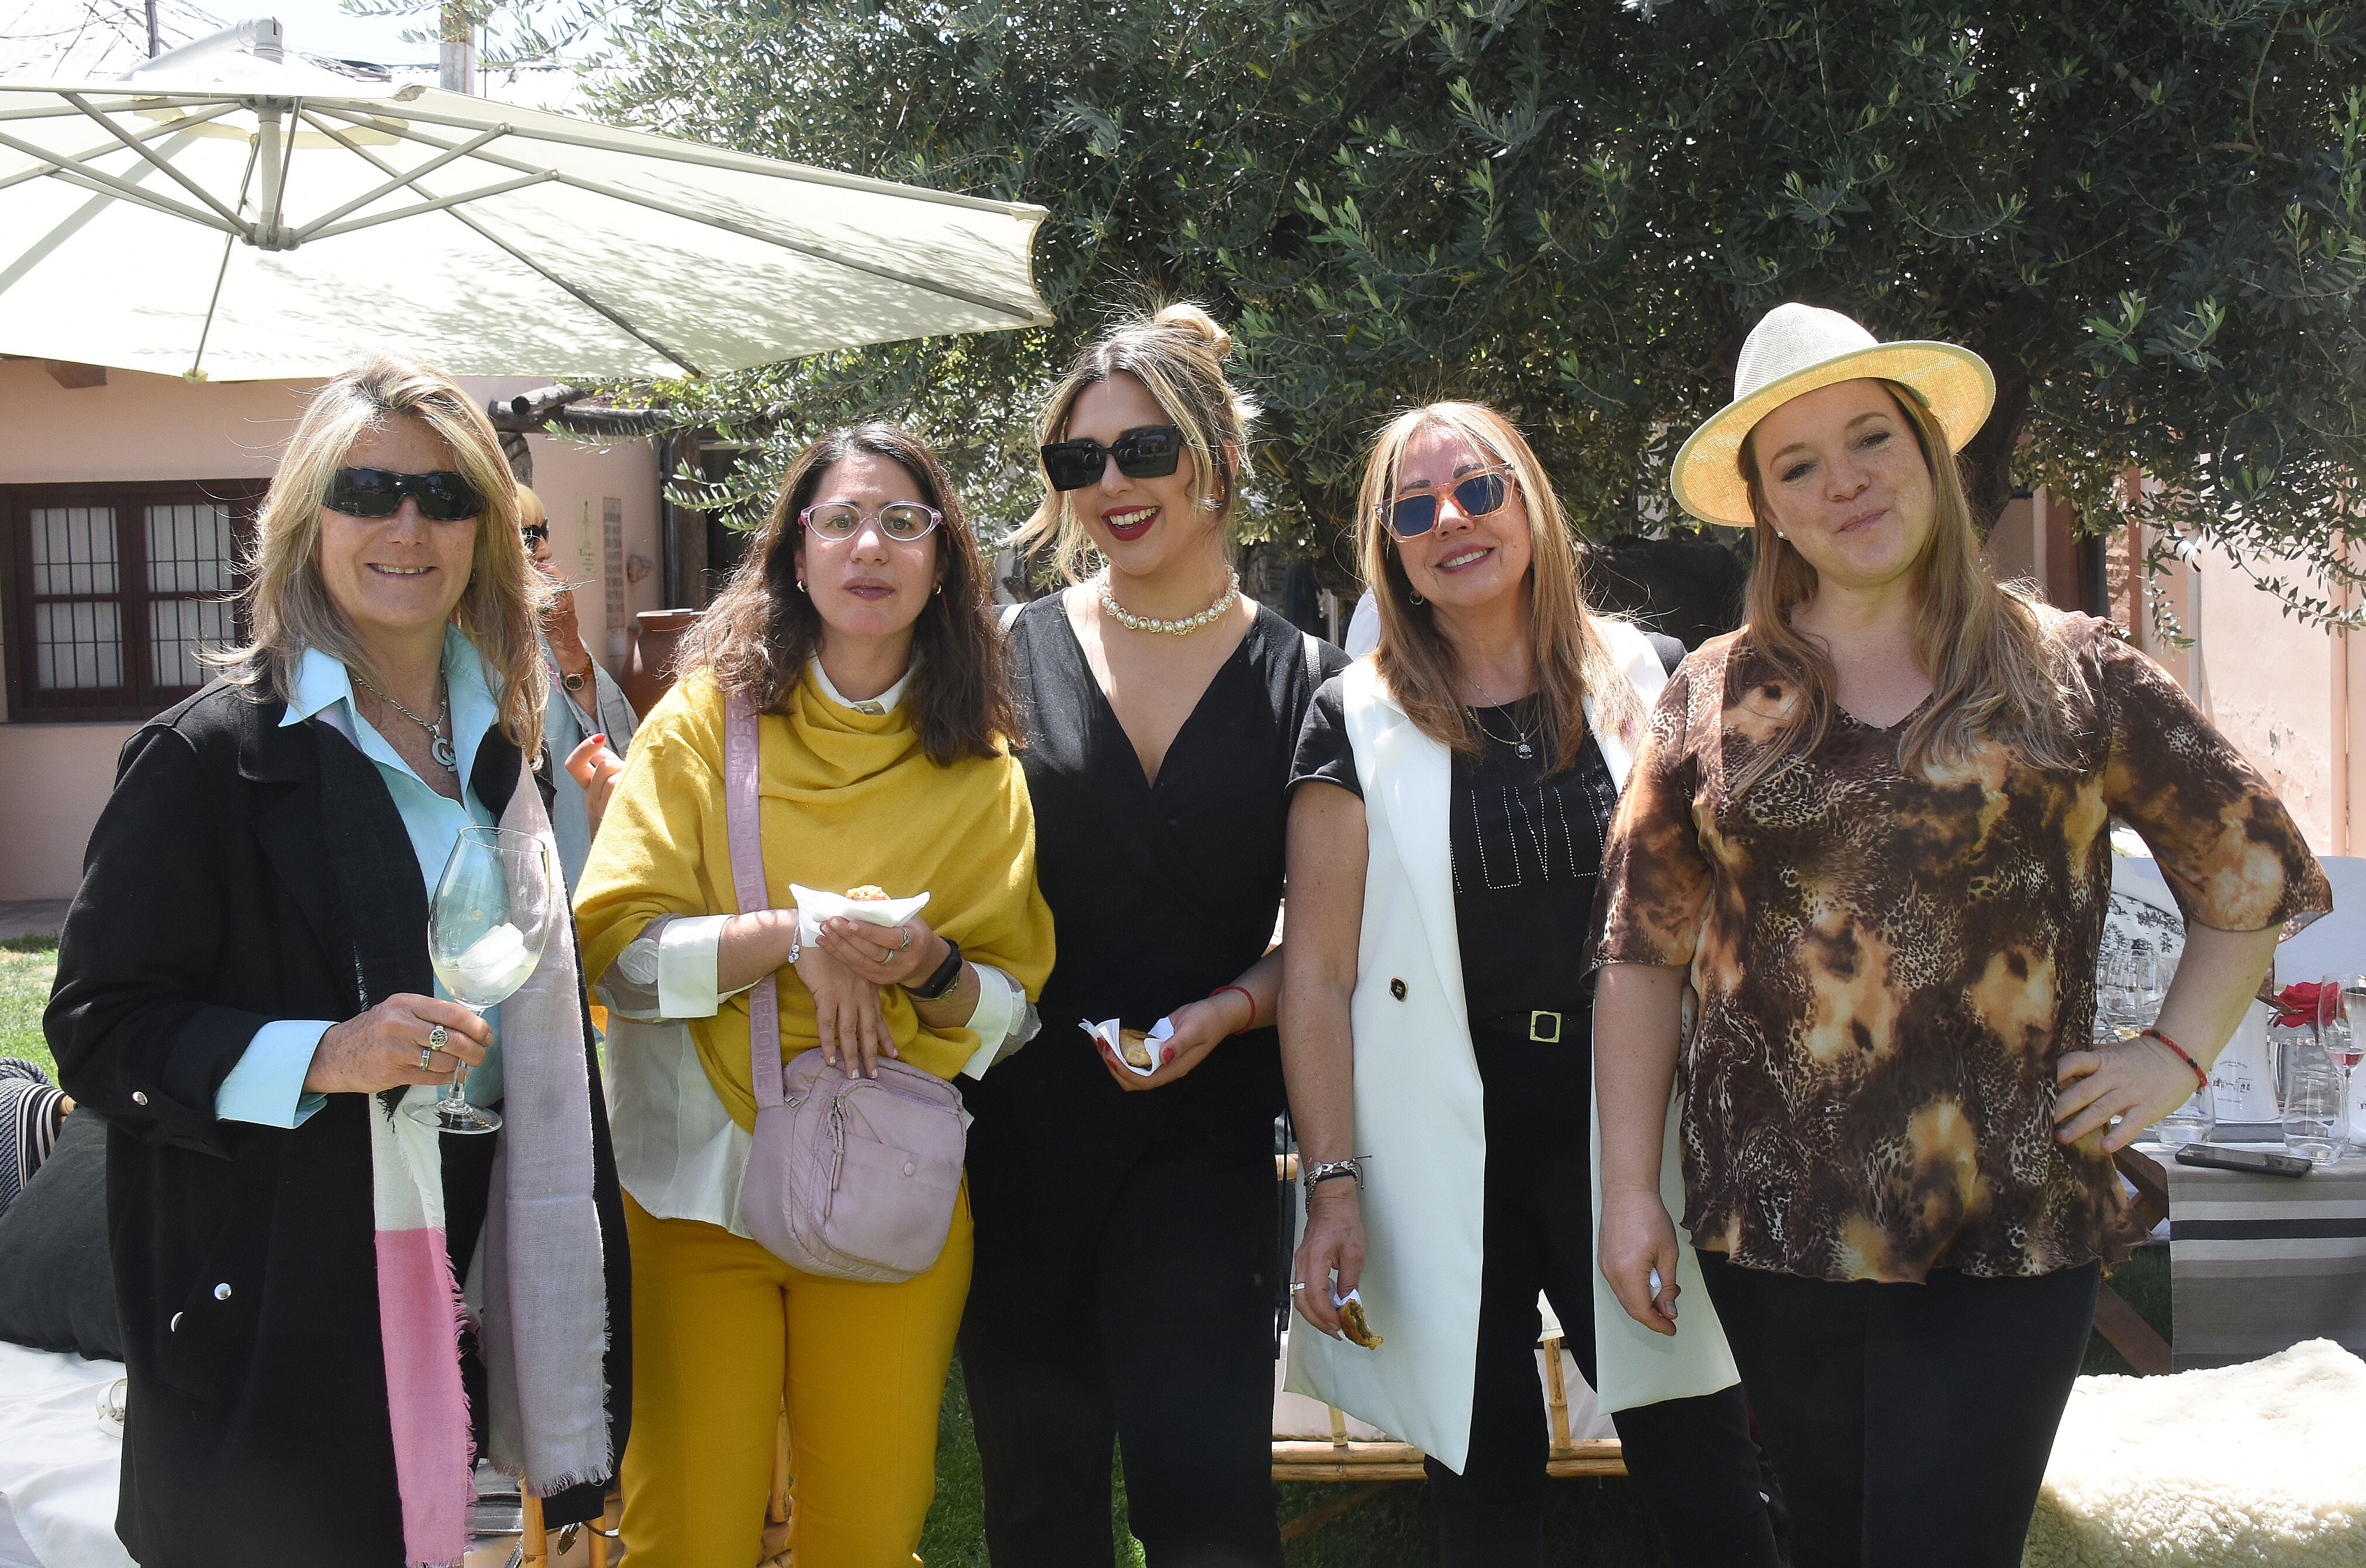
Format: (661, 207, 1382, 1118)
(2174, 1144, 2313, 1177)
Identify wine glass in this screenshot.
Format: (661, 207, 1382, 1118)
(2320, 975, 2366, 1162)
(411, 826, 557, 1134)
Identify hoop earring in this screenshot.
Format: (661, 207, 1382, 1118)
(796, 580, 807, 593)
(933, 583, 943, 596)
(1408, 588, 1425, 606)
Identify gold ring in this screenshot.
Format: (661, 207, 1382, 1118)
(419, 1047, 436, 1070)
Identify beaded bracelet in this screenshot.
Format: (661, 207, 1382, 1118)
(2139, 1027, 2210, 1093)
(1210, 983, 1257, 1031)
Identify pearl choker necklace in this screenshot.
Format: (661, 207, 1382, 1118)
(1098, 567, 1241, 636)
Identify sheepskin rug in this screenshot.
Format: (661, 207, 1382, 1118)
(2022, 1337, 2365, 1567)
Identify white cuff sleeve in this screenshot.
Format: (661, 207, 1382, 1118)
(957, 962, 1041, 1080)
(599, 914, 757, 1023)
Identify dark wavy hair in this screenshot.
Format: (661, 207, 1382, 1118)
(673, 422, 1016, 764)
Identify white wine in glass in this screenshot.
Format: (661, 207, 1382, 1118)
(413, 826, 556, 1135)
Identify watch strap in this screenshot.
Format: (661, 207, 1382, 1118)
(906, 936, 963, 1001)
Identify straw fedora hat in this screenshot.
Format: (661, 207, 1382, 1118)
(1670, 303, 1995, 528)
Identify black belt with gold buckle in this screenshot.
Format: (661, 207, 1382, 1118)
(1476, 1009, 1567, 1044)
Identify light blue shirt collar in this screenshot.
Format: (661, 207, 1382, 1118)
(283, 627, 501, 791)
(808, 653, 914, 717)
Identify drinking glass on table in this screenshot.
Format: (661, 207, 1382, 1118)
(2316, 976, 2366, 1161)
(2137, 944, 2215, 1146)
(412, 826, 558, 1134)
(2284, 1035, 2343, 1165)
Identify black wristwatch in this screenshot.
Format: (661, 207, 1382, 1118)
(905, 936, 964, 1001)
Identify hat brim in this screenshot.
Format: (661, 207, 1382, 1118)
(1669, 341, 1996, 528)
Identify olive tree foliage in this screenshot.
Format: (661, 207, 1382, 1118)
(574, 0, 2366, 616)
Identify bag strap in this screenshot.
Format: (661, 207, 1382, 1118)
(1301, 628, 1325, 688)
(999, 599, 1025, 635)
(722, 692, 785, 1111)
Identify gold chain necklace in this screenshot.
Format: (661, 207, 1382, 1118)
(1465, 672, 1537, 761)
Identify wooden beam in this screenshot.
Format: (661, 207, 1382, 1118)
(2092, 1282, 2173, 1376)
(43, 360, 106, 389)
(1279, 1481, 1394, 1542)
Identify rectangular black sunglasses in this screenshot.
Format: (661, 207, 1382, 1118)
(1039, 424, 1185, 493)
(324, 467, 485, 522)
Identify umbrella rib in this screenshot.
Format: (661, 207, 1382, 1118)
(305, 96, 1047, 220)
(188, 134, 263, 382)
(301, 103, 1047, 323)
(60, 92, 249, 235)
(0, 101, 242, 195)
(0, 123, 234, 230)
(308, 113, 704, 375)
(287, 119, 513, 241)
(302, 171, 558, 241)
(444, 203, 707, 376)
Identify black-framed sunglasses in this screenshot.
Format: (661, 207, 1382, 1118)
(519, 521, 550, 548)
(799, 501, 943, 541)
(324, 467, 485, 523)
(1039, 423, 1185, 493)
(1379, 467, 1516, 540)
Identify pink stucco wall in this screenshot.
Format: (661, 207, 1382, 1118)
(0, 362, 661, 900)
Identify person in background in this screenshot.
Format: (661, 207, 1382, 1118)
(960, 303, 1344, 1568)
(1592, 303, 2331, 1568)
(518, 485, 636, 883)
(46, 355, 629, 1568)
(1282, 402, 1775, 1568)
(573, 422, 1054, 1567)
(0, 1059, 71, 1221)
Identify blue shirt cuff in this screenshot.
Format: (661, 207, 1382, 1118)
(216, 1020, 332, 1128)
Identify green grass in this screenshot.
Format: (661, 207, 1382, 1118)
(1, 935, 58, 1080)
(0, 947, 2176, 1565)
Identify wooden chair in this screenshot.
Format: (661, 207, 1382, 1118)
(1271, 1331, 1625, 1540)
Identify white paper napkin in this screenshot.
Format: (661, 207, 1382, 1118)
(1081, 1016, 1175, 1077)
(790, 883, 930, 945)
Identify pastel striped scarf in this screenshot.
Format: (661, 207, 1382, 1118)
(371, 774, 611, 1568)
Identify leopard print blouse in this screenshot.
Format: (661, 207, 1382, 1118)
(1591, 614, 2329, 1282)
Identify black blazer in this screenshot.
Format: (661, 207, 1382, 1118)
(47, 681, 630, 1568)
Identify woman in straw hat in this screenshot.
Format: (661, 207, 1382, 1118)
(1589, 303, 2330, 1566)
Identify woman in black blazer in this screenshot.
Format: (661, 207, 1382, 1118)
(46, 357, 629, 1568)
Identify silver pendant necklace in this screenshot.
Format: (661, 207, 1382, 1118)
(354, 670, 459, 775)
(1467, 672, 1537, 759)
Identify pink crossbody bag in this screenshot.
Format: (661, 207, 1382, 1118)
(723, 693, 967, 1283)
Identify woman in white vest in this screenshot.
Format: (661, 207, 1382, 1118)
(1278, 401, 1778, 1566)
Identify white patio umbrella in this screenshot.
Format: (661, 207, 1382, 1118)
(0, 19, 1053, 380)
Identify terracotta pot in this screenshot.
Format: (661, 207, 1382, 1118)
(623, 608, 701, 716)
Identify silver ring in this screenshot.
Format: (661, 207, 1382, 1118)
(419, 1047, 436, 1070)
(426, 1024, 449, 1049)
(878, 951, 892, 965)
(1289, 1282, 1308, 1293)
(895, 928, 913, 951)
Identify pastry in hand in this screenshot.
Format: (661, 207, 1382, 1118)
(846, 885, 889, 901)
(1337, 1296, 1383, 1350)
(1118, 1028, 1156, 1070)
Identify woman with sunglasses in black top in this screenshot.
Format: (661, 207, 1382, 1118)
(959, 303, 1346, 1567)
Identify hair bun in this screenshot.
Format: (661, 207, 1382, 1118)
(1153, 302, 1233, 361)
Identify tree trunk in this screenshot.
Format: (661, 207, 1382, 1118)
(1956, 358, 2029, 539)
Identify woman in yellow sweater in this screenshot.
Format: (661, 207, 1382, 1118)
(574, 422, 1054, 1567)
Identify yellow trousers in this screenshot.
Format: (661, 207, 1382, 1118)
(619, 1186, 974, 1568)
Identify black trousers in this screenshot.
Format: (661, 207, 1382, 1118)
(1427, 1032, 1779, 1568)
(961, 1126, 1286, 1568)
(1696, 1251, 2102, 1568)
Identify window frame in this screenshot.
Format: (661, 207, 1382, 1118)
(1, 478, 267, 723)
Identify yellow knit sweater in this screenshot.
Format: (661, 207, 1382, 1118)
(575, 668, 1054, 1130)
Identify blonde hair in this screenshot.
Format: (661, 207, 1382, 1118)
(517, 483, 546, 529)
(1356, 402, 1641, 771)
(216, 356, 547, 757)
(1732, 379, 2082, 796)
(1012, 302, 1258, 583)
